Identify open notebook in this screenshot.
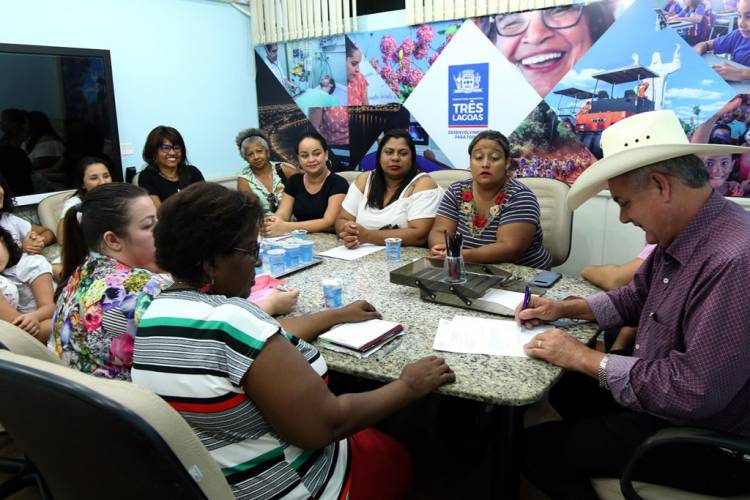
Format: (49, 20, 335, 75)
(319, 319, 403, 356)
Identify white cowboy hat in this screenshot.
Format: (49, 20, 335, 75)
(567, 110, 750, 210)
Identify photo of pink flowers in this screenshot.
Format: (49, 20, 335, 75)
(348, 20, 464, 103)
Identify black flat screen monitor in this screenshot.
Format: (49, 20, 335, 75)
(0, 43, 121, 199)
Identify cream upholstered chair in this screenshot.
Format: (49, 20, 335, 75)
(0, 323, 61, 498)
(0, 320, 62, 365)
(0, 350, 235, 500)
(337, 170, 361, 184)
(591, 427, 750, 499)
(430, 168, 471, 189)
(211, 174, 238, 190)
(516, 177, 573, 267)
(37, 190, 76, 237)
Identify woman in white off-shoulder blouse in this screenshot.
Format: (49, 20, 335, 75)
(335, 129, 443, 248)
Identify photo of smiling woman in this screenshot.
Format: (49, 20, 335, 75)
(488, 2, 615, 97)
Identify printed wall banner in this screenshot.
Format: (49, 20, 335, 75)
(405, 19, 540, 168)
(448, 63, 489, 128)
(256, 0, 747, 186)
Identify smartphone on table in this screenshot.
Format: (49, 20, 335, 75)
(528, 270, 562, 288)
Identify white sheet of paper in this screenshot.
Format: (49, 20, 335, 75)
(433, 315, 548, 358)
(478, 289, 526, 311)
(318, 244, 385, 261)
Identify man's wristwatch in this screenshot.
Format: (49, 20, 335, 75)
(598, 354, 610, 390)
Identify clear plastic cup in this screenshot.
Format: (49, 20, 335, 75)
(291, 229, 308, 240)
(299, 240, 314, 264)
(267, 248, 286, 275)
(322, 278, 343, 308)
(384, 237, 402, 263)
(285, 242, 301, 268)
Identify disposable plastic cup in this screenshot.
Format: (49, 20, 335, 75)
(384, 237, 402, 263)
(285, 242, 301, 268)
(299, 240, 314, 264)
(322, 278, 343, 309)
(267, 248, 286, 275)
(291, 229, 308, 240)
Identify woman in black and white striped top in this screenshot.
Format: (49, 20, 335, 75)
(428, 130, 551, 270)
(133, 182, 455, 499)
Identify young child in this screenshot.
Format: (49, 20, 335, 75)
(0, 226, 55, 341)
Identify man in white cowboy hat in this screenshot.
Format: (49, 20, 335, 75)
(516, 110, 750, 498)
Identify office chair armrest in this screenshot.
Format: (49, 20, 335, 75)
(620, 427, 750, 500)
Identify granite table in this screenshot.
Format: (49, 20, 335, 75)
(280, 233, 602, 499)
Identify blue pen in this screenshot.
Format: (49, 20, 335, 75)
(520, 286, 531, 327)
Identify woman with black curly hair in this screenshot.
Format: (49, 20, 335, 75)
(133, 182, 454, 500)
(235, 127, 297, 215)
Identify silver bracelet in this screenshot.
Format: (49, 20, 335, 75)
(598, 354, 610, 390)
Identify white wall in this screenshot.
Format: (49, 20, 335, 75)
(1, 0, 257, 185)
(556, 192, 750, 276)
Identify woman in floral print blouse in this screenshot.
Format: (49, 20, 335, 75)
(52, 183, 169, 380)
(427, 130, 551, 270)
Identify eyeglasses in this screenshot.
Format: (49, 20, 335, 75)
(495, 4, 585, 37)
(266, 193, 279, 213)
(158, 143, 183, 153)
(233, 245, 260, 261)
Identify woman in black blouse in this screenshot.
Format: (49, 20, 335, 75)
(138, 126, 204, 208)
(263, 132, 348, 236)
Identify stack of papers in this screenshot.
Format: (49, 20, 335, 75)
(433, 315, 548, 358)
(318, 244, 385, 261)
(319, 319, 404, 358)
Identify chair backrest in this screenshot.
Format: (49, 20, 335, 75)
(0, 320, 63, 365)
(337, 170, 361, 184)
(516, 177, 573, 267)
(591, 477, 734, 499)
(0, 350, 235, 500)
(211, 174, 238, 190)
(37, 190, 76, 237)
(430, 169, 472, 189)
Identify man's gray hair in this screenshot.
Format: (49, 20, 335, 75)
(625, 154, 708, 189)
